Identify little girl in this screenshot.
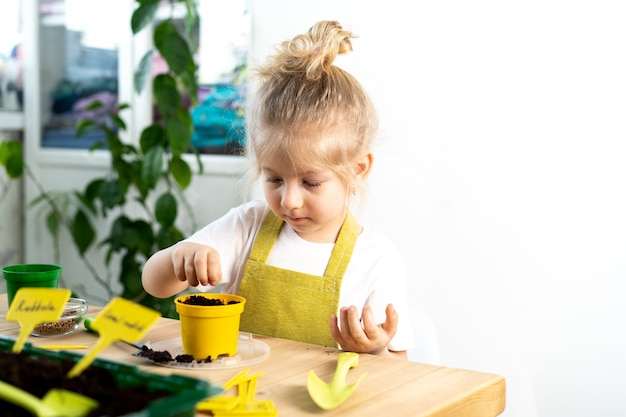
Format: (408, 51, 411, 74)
(142, 20, 413, 359)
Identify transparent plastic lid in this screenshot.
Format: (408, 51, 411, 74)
(135, 332, 270, 370)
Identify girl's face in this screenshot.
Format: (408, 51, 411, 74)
(262, 160, 350, 243)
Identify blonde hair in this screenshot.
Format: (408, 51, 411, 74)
(245, 21, 378, 193)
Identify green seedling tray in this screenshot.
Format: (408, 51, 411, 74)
(0, 337, 222, 417)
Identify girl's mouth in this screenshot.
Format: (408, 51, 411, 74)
(286, 215, 307, 223)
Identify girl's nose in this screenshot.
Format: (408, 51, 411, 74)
(281, 183, 303, 209)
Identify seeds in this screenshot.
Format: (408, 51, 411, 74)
(31, 298, 87, 337)
(32, 312, 80, 336)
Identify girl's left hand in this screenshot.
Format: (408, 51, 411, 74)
(330, 304, 398, 355)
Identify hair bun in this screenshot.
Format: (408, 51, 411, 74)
(273, 20, 354, 80)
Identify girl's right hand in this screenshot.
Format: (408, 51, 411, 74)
(170, 241, 222, 287)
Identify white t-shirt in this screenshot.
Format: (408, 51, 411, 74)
(185, 200, 414, 351)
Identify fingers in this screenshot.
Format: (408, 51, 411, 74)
(329, 313, 345, 346)
(206, 250, 222, 286)
(360, 305, 378, 335)
(380, 304, 399, 338)
(171, 243, 221, 287)
(331, 304, 399, 355)
(339, 305, 364, 343)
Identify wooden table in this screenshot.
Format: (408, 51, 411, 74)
(0, 295, 505, 417)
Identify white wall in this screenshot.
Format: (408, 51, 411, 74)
(251, 1, 626, 416)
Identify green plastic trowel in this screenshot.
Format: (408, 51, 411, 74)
(307, 352, 368, 410)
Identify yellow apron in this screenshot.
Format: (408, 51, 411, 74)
(238, 211, 359, 347)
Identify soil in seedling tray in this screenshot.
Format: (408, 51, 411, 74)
(0, 351, 172, 417)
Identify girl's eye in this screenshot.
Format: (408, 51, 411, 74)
(264, 175, 321, 187)
(303, 180, 322, 187)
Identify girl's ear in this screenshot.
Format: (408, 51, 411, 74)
(355, 152, 374, 180)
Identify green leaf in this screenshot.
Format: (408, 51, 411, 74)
(74, 190, 97, 215)
(105, 129, 125, 157)
(98, 179, 124, 211)
(156, 225, 185, 249)
(120, 256, 144, 299)
(0, 140, 24, 178)
(88, 142, 105, 151)
(104, 215, 130, 252)
(106, 218, 154, 256)
(131, 220, 155, 256)
(131, 161, 150, 200)
(169, 155, 192, 190)
(131, 1, 159, 34)
(142, 145, 164, 189)
(71, 209, 96, 255)
(111, 114, 127, 130)
(178, 68, 198, 106)
(104, 247, 113, 266)
(85, 179, 104, 203)
(84, 100, 103, 111)
(4, 154, 24, 179)
(154, 192, 177, 227)
(111, 158, 135, 195)
(153, 74, 180, 119)
(45, 211, 60, 236)
(139, 124, 166, 153)
(0, 140, 10, 165)
(153, 20, 193, 75)
(166, 108, 192, 156)
(76, 120, 96, 138)
(134, 49, 155, 94)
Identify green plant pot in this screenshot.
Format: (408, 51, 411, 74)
(2, 264, 62, 306)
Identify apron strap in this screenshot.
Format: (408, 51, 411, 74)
(248, 211, 283, 262)
(323, 212, 359, 279)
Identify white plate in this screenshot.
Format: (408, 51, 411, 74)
(136, 332, 270, 370)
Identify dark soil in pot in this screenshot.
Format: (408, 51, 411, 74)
(178, 295, 241, 306)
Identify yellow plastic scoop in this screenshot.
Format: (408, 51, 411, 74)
(0, 380, 98, 417)
(307, 352, 367, 410)
(6, 288, 71, 353)
(67, 297, 160, 378)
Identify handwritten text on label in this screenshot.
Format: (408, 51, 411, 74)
(15, 299, 56, 312)
(102, 312, 147, 333)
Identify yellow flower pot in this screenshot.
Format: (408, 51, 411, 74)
(175, 294, 246, 360)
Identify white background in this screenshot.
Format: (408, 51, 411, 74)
(251, 1, 626, 416)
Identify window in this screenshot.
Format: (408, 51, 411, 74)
(0, 0, 23, 113)
(39, 0, 122, 148)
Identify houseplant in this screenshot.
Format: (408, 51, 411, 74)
(1, 0, 210, 318)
